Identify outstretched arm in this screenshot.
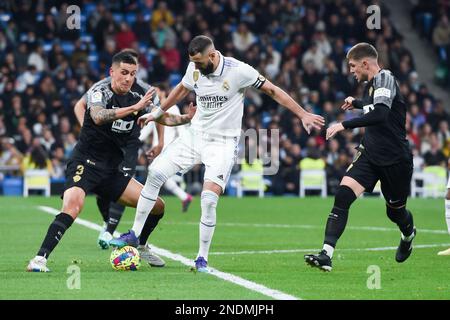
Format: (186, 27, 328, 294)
(89, 89, 155, 126)
(74, 97, 87, 126)
(142, 83, 191, 123)
(155, 103, 196, 126)
(326, 104, 390, 140)
(259, 80, 325, 133)
(140, 102, 196, 127)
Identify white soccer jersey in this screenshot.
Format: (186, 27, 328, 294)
(181, 51, 265, 137)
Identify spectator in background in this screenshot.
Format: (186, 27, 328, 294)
(20, 137, 54, 175)
(50, 145, 66, 179)
(151, 1, 175, 31)
(27, 45, 47, 72)
(152, 20, 177, 49)
(0, 137, 23, 169)
(424, 133, 447, 166)
(432, 15, 450, 64)
(159, 39, 180, 73)
(115, 22, 137, 51)
(232, 22, 257, 55)
(302, 42, 326, 72)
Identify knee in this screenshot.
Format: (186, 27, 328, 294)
(146, 168, 168, 189)
(334, 185, 357, 210)
(62, 189, 85, 217)
(201, 190, 219, 210)
(200, 191, 219, 224)
(386, 204, 406, 221)
(151, 197, 165, 217)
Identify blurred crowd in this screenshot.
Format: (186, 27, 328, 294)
(0, 0, 449, 195)
(412, 0, 450, 86)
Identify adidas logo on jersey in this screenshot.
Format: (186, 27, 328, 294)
(217, 175, 224, 181)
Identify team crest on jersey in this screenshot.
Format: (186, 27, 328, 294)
(369, 86, 373, 96)
(73, 175, 81, 183)
(222, 80, 230, 91)
(193, 70, 199, 82)
(91, 91, 102, 103)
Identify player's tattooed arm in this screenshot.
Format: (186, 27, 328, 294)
(89, 106, 118, 125)
(155, 102, 197, 127)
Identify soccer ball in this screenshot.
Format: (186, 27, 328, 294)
(110, 246, 141, 271)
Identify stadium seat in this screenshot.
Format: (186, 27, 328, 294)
(411, 166, 447, 198)
(237, 159, 265, 198)
(23, 169, 50, 197)
(125, 13, 137, 25)
(84, 3, 97, 17)
(2, 177, 23, 196)
(169, 73, 182, 88)
(299, 158, 327, 197)
(61, 41, 75, 54)
(112, 13, 123, 23)
(88, 53, 99, 71)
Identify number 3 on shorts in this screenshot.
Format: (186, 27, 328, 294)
(73, 165, 84, 183)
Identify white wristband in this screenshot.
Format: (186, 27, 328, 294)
(151, 107, 164, 119)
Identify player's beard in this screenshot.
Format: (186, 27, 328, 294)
(199, 60, 215, 75)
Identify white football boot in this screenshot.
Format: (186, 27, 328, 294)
(437, 247, 450, 256)
(98, 231, 113, 249)
(138, 244, 165, 267)
(27, 256, 50, 272)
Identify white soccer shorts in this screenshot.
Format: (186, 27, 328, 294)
(149, 128, 239, 191)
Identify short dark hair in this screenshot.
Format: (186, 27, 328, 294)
(188, 35, 213, 56)
(112, 51, 137, 65)
(346, 42, 378, 61)
(119, 48, 139, 62)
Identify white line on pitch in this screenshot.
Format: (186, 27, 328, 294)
(209, 243, 450, 256)
(37, 206, 299, 301)
(161, 221, 448, 234)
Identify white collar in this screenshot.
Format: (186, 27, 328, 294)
(210, 51, 225, 77)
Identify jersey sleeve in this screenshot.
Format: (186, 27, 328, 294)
(181, 62, 195, 91)
(373, 71, 397, 108)
(237, 62, 266, 89)
(136, 78, 152, 92)
(86, 89, 108, 109)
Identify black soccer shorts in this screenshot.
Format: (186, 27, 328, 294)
(345, 151, 413, 205)
(63, 157, 132, 202)
(119, 139, 140, 177)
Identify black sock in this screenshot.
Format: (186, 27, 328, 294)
(37, 213, 74, 258)
(139, 212, 164, 246)
(324, 185, 356, 249)
(96, 196, 110, 224)
(324, 207, 349, 248)
(106, 202, 125, 234)
(387, 207, 414, 237)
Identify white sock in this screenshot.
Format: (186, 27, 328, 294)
(323, 244, 334, 258)
(445, 200, 450, 234)
(131, 169, 167, 237)
(164, 177, 188, 201)
(197, 191, 219, 261)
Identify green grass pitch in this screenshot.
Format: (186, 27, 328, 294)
(0, 195, 449, 300)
